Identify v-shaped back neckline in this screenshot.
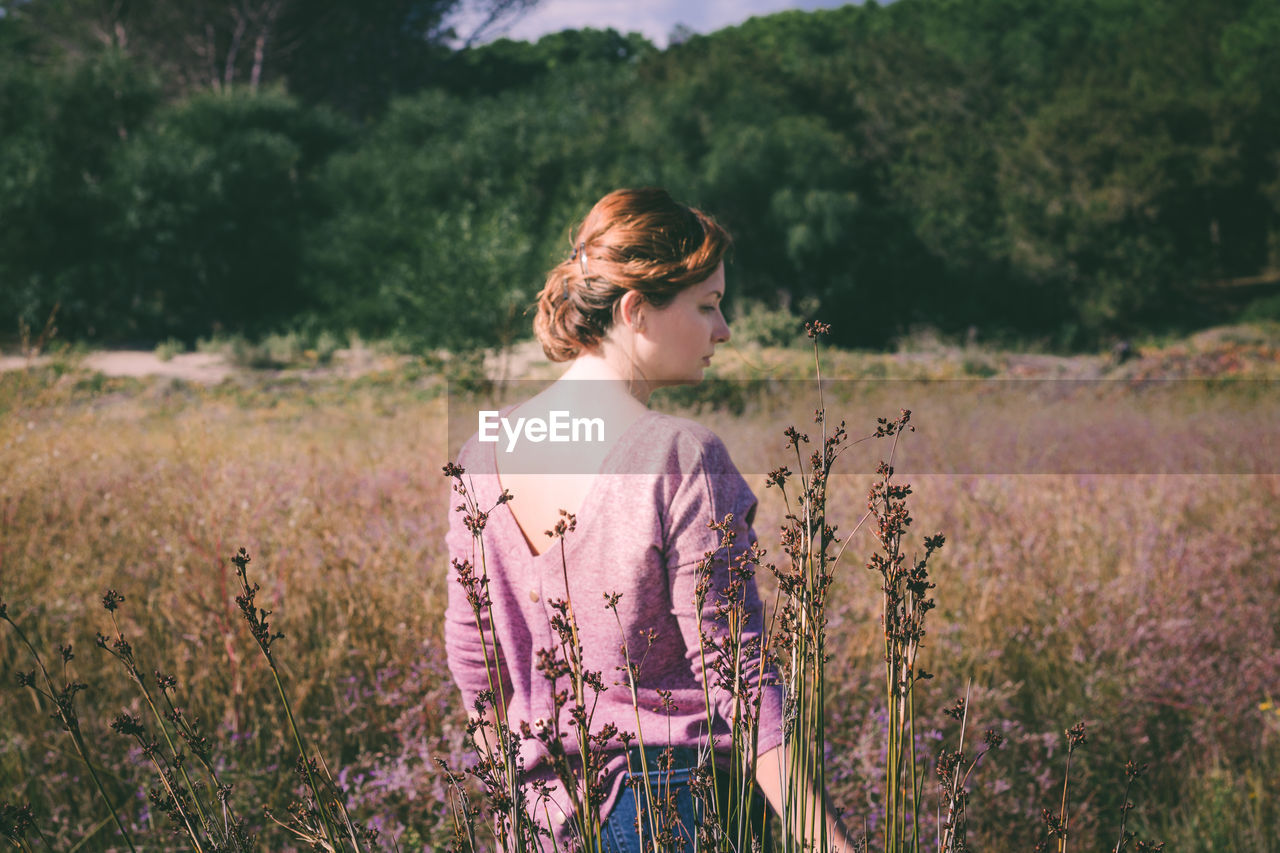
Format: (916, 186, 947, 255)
(490, 408, 662, 561)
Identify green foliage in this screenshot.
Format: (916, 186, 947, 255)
(4, 0, 1279, 351)
(303, 56, 638, 351)
(154, 337, 186, 361)
(439, 27, 656, 96)
(1239, 294, 1280, 323)
(729, 299, 813, 348)
(106, 90, 353, 339)
(0, 46, 161, 339)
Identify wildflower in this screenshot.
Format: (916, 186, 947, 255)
(1066, 721, 1087, 752)
(442, 462, 465, 478)
(102, 589, 125, 611)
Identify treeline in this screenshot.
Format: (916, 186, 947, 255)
(2, 0, 1278, 351)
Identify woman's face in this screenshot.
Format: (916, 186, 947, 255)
(636, 263, 731, 386)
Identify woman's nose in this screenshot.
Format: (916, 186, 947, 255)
(713, 312, 731, 344)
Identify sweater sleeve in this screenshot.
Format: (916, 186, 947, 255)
(442, 466, 514, 713)
(665, 431, 786, 760)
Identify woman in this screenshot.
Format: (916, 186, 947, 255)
(444, 188, 852, 852)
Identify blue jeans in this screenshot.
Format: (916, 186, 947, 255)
(600, 748, 773, 853)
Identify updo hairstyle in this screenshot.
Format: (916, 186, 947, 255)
(533, 188, 732, 362)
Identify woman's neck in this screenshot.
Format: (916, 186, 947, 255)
(559, 350, 655, 406)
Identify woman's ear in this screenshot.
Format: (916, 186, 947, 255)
(616, 290, 646, 332)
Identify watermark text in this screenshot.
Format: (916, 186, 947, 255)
(478, 410, 605, 452)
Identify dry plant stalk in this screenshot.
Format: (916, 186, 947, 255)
(1, 598, 139, 852)
(2, 548, 386, 852)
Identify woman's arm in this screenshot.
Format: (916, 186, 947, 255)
(754, 744, 858, 853)
(662, 432, 856, 849)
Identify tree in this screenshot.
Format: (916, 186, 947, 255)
(8, 0, 540, 114)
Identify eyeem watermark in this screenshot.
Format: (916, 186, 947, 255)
(478, 410, 605, 452)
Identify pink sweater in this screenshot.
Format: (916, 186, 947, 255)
(444, 409, 785, 845)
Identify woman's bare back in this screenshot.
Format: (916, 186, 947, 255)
(495, 387, 649, 557)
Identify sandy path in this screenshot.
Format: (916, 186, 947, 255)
(0, 350, 235, 383)
(0, 340, 557, 384)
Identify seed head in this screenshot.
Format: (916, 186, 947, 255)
(805, 321, 831, 338)
(545, 510, 577, 539)
(1039, 808, 1067, 839)
(102, 589, 125, 612)
(1066, 721, 1087, 751)
(464, 510, 489, 534)
(765, 466, 791, 489)
(783, 426, 809, 447)
(110, 712, 145, 737)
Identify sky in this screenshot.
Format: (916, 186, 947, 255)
(460, 0, 859, 48)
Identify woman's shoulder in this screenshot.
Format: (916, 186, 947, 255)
(641, 412, 757, 530)
(629, 411, 739, 476)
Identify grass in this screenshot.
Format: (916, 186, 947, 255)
(1, 329, 1278, 851)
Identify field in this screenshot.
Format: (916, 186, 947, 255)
(2, 328, 1279, 851)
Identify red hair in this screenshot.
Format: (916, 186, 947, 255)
(533, 188, 731, 362)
